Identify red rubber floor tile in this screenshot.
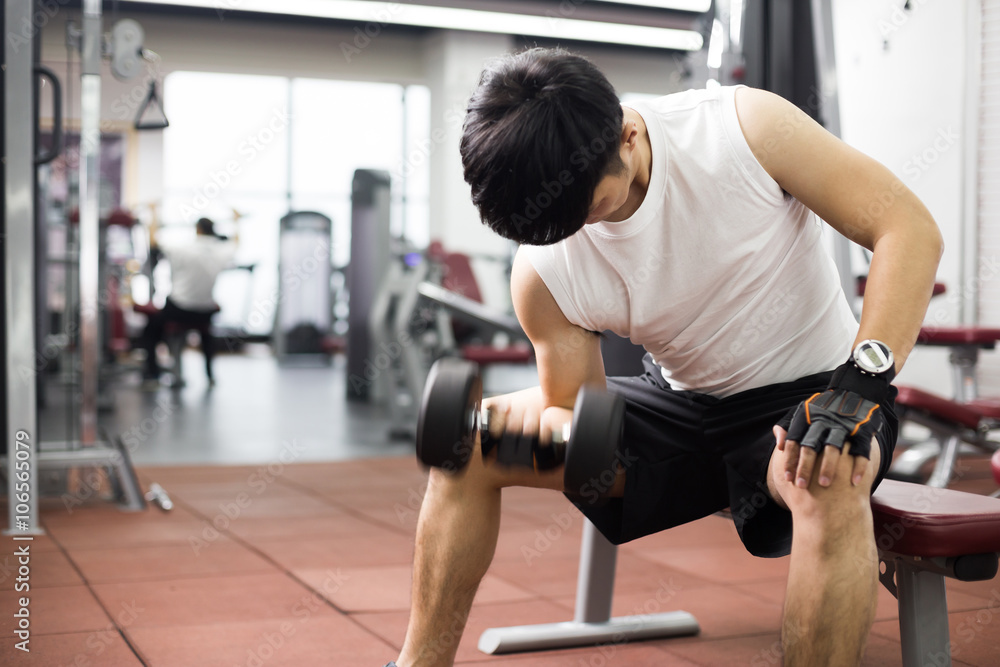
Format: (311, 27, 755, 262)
(41, 510, 213, 550)
(2, 630, 143, 667)
(294, 564, 535, 613)
(68, 541, 274, 584)
(0, 546, 83, 590)
(90, 572, 337, 629)
(0, 585, 111, 637)
(226, 512, 398, 541)
(252, 531, 415, 570)
(180, 492, 342, 520)
(640, 544, 790, 585)
(126, 615, 393, 666)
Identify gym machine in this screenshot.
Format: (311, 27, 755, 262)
(3, 1, 172, 533)
(346, 169, 393, 400)
(347, 159, 530, 438)
(366, 243, 455, 436)
(274, 210, 334, 365)
(367, 241, 531, 440)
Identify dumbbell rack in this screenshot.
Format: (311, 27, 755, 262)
(478, 521, 700, 653)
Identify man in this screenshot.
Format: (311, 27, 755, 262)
(142, 216, 237, 386)
(390, 48, 942, 667)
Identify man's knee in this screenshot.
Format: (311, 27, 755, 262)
(770, 444, 881, 520)
(785, 484, 877, 565)
(790, 481, 874, 531)
(425, 457, 497, 500)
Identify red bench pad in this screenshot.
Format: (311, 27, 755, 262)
(918, 326, 1000, 346)
(895, 385, 982, 430)
(968, 397, 1000, 421)
(993, 450, 1000, 487)
(871, 480, 1000, 557)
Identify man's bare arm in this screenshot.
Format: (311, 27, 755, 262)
(509, 249, 606, 417)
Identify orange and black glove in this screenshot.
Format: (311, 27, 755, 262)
(786, 361, 893, 459)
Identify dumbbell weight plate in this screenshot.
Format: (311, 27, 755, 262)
(416, 358, 482, 470)
(563, 387, 625, 506)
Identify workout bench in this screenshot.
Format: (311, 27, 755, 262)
(893, 385, 1000, 488)
(479, 480, 1000, 667)
(891, 326, 1000, 485)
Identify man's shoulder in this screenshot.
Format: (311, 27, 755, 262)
(635, 86, 732, 115)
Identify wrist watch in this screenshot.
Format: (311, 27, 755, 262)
(852, 339, 895, 377)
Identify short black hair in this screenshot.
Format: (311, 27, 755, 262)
(461, 48, 625, 246)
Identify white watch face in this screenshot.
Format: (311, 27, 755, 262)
(854, 340, 893, 374)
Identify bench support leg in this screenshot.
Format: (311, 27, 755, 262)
(927, 434, 962, 488)
(477, 521, 699, 655)
(896, 559, 951, 667)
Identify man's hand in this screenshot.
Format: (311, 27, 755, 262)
(777, 351, 895, 490)
(482, 390, 573, 465)
(776, 425, 873, 490)
(778, 389, 883, 489)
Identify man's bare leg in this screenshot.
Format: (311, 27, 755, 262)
(396, 389, 568, 667)
(768, 439, 882, 666)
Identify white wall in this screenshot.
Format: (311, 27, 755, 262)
(833, 0, 967, 392)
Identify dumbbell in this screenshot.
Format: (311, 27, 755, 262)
(415, 357, 626, 503)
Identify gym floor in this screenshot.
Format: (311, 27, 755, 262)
(3, 349, 1000, 666)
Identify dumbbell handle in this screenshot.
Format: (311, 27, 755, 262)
(478, 408, 570, 469)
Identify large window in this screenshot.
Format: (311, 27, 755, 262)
(162, 72, 430, 335)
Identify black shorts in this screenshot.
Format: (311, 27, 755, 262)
(571, 354, 899, 558)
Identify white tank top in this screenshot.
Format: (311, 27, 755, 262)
(521, 85, 859, 397)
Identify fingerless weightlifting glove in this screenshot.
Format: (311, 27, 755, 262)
(786, 359, 895, 459)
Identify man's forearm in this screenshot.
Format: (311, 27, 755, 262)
(854, 223, 943, 371)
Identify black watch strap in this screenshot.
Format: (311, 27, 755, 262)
(830, 358, 895, 407)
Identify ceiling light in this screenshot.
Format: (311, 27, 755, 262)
(707, 18, 724, 69)
(729, 0, 744, 48)
(152, 0, 705, 51)
(595, 0, 712, 11)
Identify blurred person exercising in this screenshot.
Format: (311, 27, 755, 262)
(142, 216, 237, 386)
(389, 48, 942, 667)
